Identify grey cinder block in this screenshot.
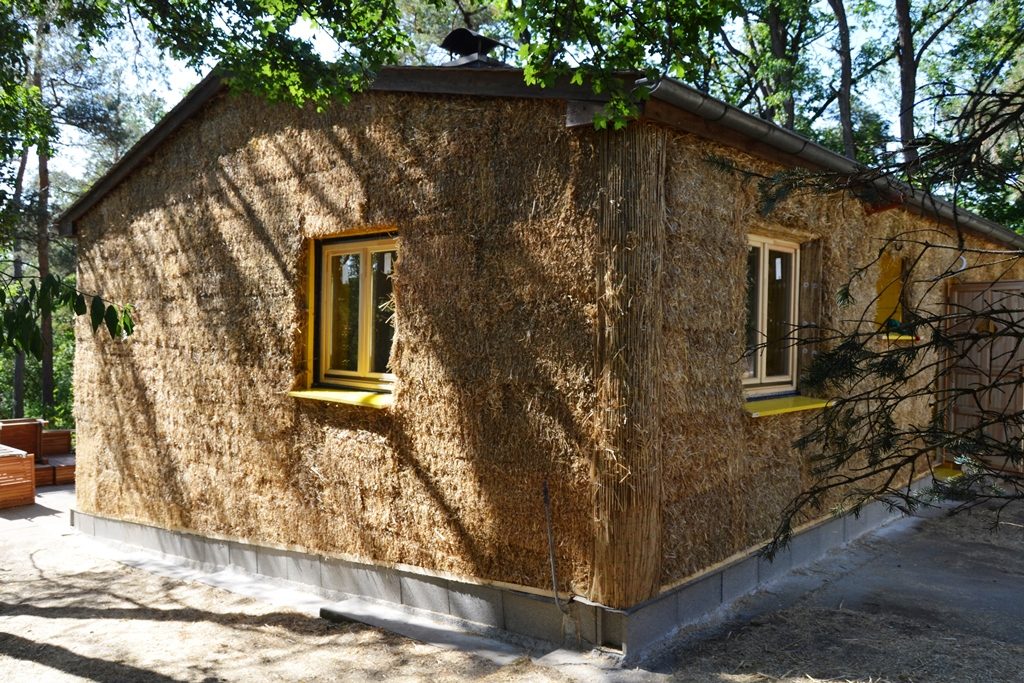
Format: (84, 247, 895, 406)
(180, 533, 227, 568)
(93, 516, 127, 543)
(790, 518, 844, 567)
(757, 545, 793, 585)
(502, 590, 565, 644)
(600, 609, 625, 650)
(571, 602, 600, 647)
(624, 592, 678, 656)
(321, 557, 401, 604)
(256, 547, 290, 579)
(676, 574, 722, 625)
(722, 556, 758, 605)
(287, 551, 322, 586)
(228, 541, 259, 574)
(154, 528, 184, 558)
(399, 573, 449, 614)
(204, 539, 230, 568)
(448, 581, 503, 628)
(124, 523, 161, 551)
(73, 511, 95, 536)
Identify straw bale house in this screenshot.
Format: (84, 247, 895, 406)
(58, 65, 1024, 657)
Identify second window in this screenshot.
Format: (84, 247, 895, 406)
(745, 236, 799, 393)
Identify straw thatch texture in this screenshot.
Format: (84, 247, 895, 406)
(590, 126, 667, 607)
(74, 92, 601, 594)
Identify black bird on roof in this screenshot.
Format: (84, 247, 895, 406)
(439, 28, 513, 68)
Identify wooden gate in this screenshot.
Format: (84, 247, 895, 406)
(948, 282, 1024, 471)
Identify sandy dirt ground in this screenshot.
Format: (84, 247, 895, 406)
(0, 487, 566, 682)
(4, 487, 1024, 682)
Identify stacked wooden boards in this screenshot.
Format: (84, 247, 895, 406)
(0, 443, 33, 508)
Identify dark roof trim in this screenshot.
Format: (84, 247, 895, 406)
(57, 66, 1024, 251)
(57, 70, 226, 236)
(643, 78, 1024, 250)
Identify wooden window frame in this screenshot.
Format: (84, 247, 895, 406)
(313, 234, 398, 392)
(744, 235, 800, 396)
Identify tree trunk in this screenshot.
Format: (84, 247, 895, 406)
(11, 146, 28, 418)
(765, 4, 787, 126)
(12, 254, 25, 418)
(895, 0, 919, 165)
(828, 0, 856, 159)
(33, 18, 53, 415)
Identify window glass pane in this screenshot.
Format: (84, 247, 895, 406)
(328, 252, 360, 372)
(370, 250, 397, 374)
(746, 245, 761, 378)
(765, 250, 793, 376)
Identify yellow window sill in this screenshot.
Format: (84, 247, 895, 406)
(287, 389, 394, 409)
(744, 395, 832, 418)
(883, 333, 918, 342)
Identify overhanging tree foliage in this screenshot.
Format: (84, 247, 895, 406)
(764, 233, 1024, 556)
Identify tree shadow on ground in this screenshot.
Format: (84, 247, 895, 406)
(0, 632, 185, 683)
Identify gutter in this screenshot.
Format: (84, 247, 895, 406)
(642, 78, 1024, 251)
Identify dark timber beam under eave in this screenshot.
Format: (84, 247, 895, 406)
(372, 66, 623, 102)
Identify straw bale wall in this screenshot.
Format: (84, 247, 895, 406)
(658, 126, 1024, 586)
(74, 92, 602, 594)
(73, 84, 1024, 605)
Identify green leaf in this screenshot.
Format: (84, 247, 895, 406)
(104, 304, 120, 338)
(28, 326, 41, 358)
(120, 307, 135, 336)
(74, 293, 87, 315)
(90, 295, 105, 332)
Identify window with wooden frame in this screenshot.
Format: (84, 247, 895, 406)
(744, 235, 800, 394)
(313, 235, 398, 392)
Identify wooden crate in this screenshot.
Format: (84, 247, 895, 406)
(42, 429, 73, 457)
(49, 455, 75, 485)
(0, 445, 34, 508)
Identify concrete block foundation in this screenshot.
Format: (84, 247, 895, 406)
(70, 487, 911, 661)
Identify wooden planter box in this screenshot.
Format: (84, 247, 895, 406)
(0, 419, 45, 463)
(0, 445, 34, 509)
(42, 429, 73, 457)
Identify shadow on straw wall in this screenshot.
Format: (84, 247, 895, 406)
(80, 92, 599, 592)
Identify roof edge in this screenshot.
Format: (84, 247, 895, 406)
(57, 70, 227, 236)
(643, 78, 1024, 250)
